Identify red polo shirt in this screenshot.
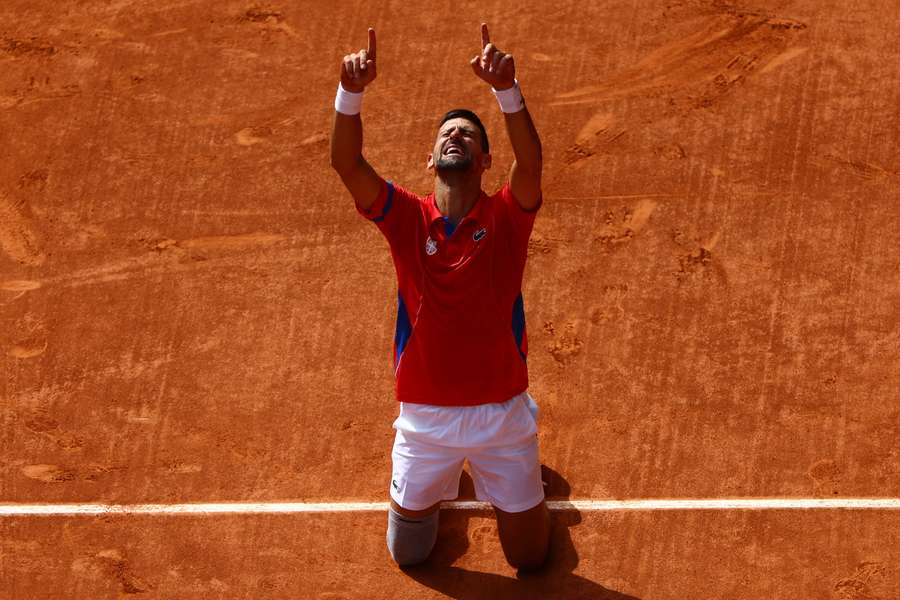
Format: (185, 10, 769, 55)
(357, 179, 540, 406)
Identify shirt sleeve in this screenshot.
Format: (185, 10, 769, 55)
(355, 179, 422, 246)
(495, 182, 541, 244)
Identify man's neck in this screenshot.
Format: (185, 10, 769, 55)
(434, 172, 482, 224)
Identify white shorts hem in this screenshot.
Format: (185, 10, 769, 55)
(390, 488, 459, 512)
(478, 492, 546, 514)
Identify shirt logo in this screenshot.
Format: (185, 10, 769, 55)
(473, 227, 487, 242)
(425, 236, 438, 255)
(392, 479, 400, 490)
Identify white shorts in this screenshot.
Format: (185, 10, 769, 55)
(389, 391, 544, 513)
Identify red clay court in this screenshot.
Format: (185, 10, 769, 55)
(2, 1, 899, 598)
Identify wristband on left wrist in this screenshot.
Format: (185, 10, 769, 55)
(492, 80, 524, 114)
(335, 83, 363, 115)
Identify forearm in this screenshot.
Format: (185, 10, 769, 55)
(330, 110, 364, 174)
(331, 29, 382, 209)
(332, 28, 375, 175)
(471, 27, 541, 175)
(503, 104, 542, 174)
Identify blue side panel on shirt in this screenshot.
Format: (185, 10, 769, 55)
(511, 292, 527, 361)
(395, 292, 413, 368)
(373, 182, 395, 223)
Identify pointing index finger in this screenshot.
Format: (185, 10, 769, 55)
(481, 23, 489, 49)
(367, 28, 376, 60)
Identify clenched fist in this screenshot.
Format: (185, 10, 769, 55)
(340, 28, 377, 93)
(470, 23, 515, 91)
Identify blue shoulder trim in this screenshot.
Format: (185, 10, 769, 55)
(372, 181, 395, 223)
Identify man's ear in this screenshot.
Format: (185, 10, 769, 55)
(481, 153, 492, 170)
(426, 153, 435, 171)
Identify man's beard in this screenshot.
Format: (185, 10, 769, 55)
(435, 153, 473, 172)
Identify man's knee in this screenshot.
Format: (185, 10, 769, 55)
(495, 501, 551, 572)
(502, 528, 550, 572)
(506, 546, 549, 572)
(386, 506, 439, 566)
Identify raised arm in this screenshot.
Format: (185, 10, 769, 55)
(470, 23, 542, 211)
(330, 28, 383, 211)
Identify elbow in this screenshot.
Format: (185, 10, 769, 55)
(329, 148, 361, 177)
(330, 154, 352, 176)
(328, 144, 343, 172)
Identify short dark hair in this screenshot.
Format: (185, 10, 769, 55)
(439, 109, 489, 153)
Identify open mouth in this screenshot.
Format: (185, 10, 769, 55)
(443, 143, 465, 157)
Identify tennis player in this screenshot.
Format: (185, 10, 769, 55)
(330, 24, 549, 571)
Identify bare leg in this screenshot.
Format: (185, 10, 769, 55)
(494, 499, 551, 572)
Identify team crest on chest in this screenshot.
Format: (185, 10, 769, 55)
(425, 236, 438, 255)
(473, 227, 487, 242)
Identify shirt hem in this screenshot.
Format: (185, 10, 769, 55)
(394, 384, 529, 407)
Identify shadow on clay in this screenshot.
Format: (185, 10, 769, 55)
(400, 466, 640, 600)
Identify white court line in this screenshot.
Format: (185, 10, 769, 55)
(1, 498, 900, 516)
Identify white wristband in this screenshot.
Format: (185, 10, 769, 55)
(334, 83, 363, 115)
(492, 80, 525, 113)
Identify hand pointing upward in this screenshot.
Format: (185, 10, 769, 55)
(341, 28, 377, 93)
(470, 23, 516, 91)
